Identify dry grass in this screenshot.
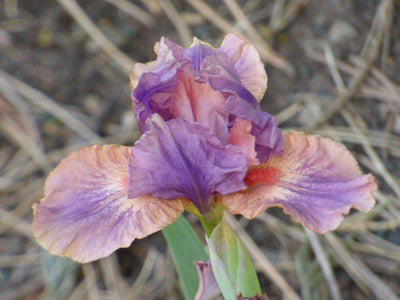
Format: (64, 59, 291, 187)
(0, 0, 399, 299)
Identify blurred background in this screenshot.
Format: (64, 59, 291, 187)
(0, 0, 399, 299)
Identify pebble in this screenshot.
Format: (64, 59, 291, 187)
(0, 28, 12, 46)
(328, 19, 358, 44)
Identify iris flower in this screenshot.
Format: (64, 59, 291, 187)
(32, 34, 376, 263)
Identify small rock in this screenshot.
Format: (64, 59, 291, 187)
(298, 97, 323, 127)
(0, 28, 12, 46)
(393, 114, 400, 134)
(37, 27, 53, 48)
(83, 94, 101, 116)
(328, 19, 358, 44)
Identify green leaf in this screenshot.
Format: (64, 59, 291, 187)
(162, 215, 209, 300)
(206, 220, 261, 298)
(40, 251, 78, 299)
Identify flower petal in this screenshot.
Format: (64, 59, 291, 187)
(130, 35, 282, 164)
(151, 37, 187, 81)
(227, 118, 259, 166)
(194, 260, 222, 300)
(184, 37, 214, 72)
(226, 95, 284, 162)
(131, 35, 268, 130)
(196, 51, 284, 162)
(170, 71, 229, 142)
(131, 37, 185, 130)
(128, 115, 248, 213)
(218, 34, 268, 101)
(132, 71, 176, 132)
(32, 145, 187, 263)
(222, 131, 377, 233)
(129, 61, 157, 91)
(199, 51, 257, 108)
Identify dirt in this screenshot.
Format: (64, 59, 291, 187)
(0, 0, 399, 299)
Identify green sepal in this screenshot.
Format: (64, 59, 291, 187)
(162, 215, 209, 300)
(206, 219, 261, 298)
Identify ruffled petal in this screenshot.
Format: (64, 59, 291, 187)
(130, 35, 281, 163)
(222, 131, 377, 233)
(218, 34, 268, 101)
(132, 71, 176, 132)
(193, 51, 284, 163)
(131, 37, 186, 130)
(157, 36, 185, 63)
(184, 37, 214, 72)
(129, 61, 157, 91)
(227, 118, 259, 166)
(170, 71, 229, 142)
(199, 51, 257, 108)
(32, 145, 187, 263)
(128, 115, 248, 213)
(153, 37, 185, 81)
(197, 51, 283, 163)
(226, 96, 284, 162)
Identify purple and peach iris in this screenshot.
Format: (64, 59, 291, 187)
(32, 34, 376, 263)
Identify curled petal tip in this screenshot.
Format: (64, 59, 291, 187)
(219, 34, 267, 101)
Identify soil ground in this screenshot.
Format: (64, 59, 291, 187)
(0, 0, 399, 299)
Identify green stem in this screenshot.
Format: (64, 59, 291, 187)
(185, 200, 225, 237)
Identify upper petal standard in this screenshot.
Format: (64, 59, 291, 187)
(218, 34, 268, 101)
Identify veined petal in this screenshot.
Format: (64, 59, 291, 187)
(218, 34, 267, 101)
(222, 131, 376, 233)
(184, 37, 214, 72)
(128, 115, 248, 213)
(170, 71, 229, 142)
(199, 51, 258, 109)
(32, 145, 187, 263)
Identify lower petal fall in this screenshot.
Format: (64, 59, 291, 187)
(222, 131, 377, 234)
(32, 145, 187, 263)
